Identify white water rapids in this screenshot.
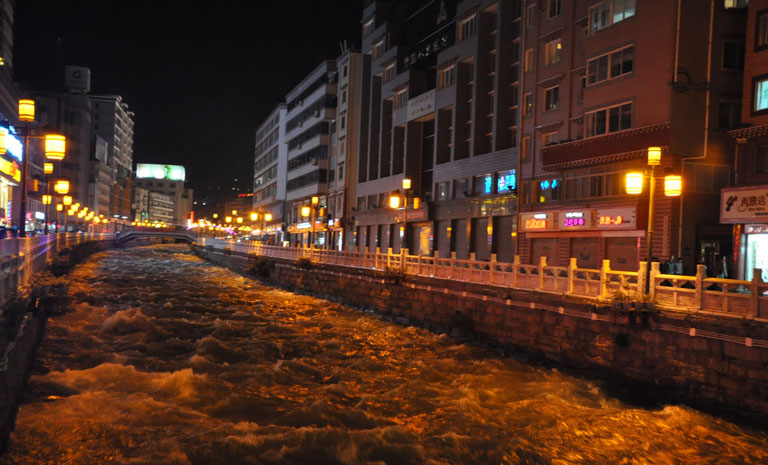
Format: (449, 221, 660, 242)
(1, 244, 766, 464)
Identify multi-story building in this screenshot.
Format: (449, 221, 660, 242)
(147, 191, 174, 225)
(516, 0, 745, 274)
(253, 103, 287, 243)
(328, 49, 365, 250)
(353, 0, 521, 262)
(284, 60, 337, 246)
(133, 163, 193, 226)
(0, 0, 21, 229)
(728, 0, 768, 281)
(90, 94, 135, 218)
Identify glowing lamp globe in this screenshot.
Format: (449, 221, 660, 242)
(44, 163, 54, 175)
(250, 212, 258, 221)
(53, 179, 70, 195)
(647, 147, 661, 166)
(18, 99, 35, 122)
(402, 178, 412, 190)
(44, 134, 67, 161)
(389, 195, 401, 209)
(311, 196, 319, 205)
(301, 206, 311, 217)
(664, 175, 682, 197)
(264, 213, 272, 222)
(625, 172, 644, 195)
(62, 195, 73, 206)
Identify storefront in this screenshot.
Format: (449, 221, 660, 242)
(520, 207, 642, 271)
(0, 157, 21, 232)
(721, 185, 768, 281)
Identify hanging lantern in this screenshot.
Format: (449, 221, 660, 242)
(664, 175, 682, 196)
(625, 172, 644, 194)
(389, 194, 401, 209)
(301, 206, 310, 217)
(18, 99, 35, 122)
(250, 212, 258, 221)
(53, 179, 70, 194)
(62, 195, 73, 206)
(56, 204, 63, 212)
(647, 146, 661, 166)
(44, 134, 66, 161)
(264, 213, 273, 222)
(42, 195, 52, 204)
(44, 162, 54, 175)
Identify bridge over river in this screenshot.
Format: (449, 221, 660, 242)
(0, 243, 766, 464)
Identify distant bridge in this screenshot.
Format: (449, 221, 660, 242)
(114, 229, 198, 244)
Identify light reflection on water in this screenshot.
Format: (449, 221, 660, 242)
(1, 244, 766, 465)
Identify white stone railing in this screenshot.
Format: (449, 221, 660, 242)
(0, 233, 113, 304)
(199, 239, 767, 320)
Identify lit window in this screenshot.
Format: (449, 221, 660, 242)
(590, 0, 635, 33)
(755, 78, 768, 112)
(497, 169, 516, 193)
(545, 38, 562, 66)
(523, 92, 533, 116)
(544, 86, 560, 112)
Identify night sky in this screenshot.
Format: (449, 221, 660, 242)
(12, 1, 362, 214)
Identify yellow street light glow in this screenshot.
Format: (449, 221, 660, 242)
(53, 179, 70, 194)
(265, 213, 272, 222)
(250, 212, 258, 221)
(225, 216, 232, 223)
(389, 194, 401, 209)
(44, 162, 54, 175)
(67, 209, 75, 216)
(62, 195, 73, 206)
(647, 146, 661, 166)
(402, 178, 412, 190)
(664, 175, 682, 197)
(237, 217, 243, 224)
(301, 206, 311, 217)
(44, 134, 66, 161)
(213, 213, 218, 219)
(625, 172, 644, 194)
(231, 210, 237, 215)
(18, 99, 35, 122)
(412, 197, 420, 209)
(42, 194, 52, 204)
(311, 196, 319, 205)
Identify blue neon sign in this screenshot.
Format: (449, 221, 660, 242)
(497, 170, 516, 192)
(3, 131, 22, 162)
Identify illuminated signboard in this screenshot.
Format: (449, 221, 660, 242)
(497, 170, 516, 193)
(0, 158, 21, 182)
(596, 207, 637, 229)
(521, 213, 551, 231)
(561, 211, 588, 229)
(136, 163, 186, 181)
(3, 131, 22, 162)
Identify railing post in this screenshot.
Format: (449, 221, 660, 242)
(387, 247, 392, 269)
(433, 250, 439, 277)
(568, 257, 577, 295)
(450, 252, 456, 279)
(649, 261, 660, 302)
(375, 247, 381, 270)
(401, 247, 406, 272)
(513, 255, 520, 288)
(538, 256, 547, 290)
(599, 259, 611, 300)
(750, 268, 761, 319)
(489, 254, 496, 284)
(695, 264, 706, 311)
(637, 261, 648, 299)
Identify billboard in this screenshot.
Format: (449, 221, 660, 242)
(136, 163, 186, 181)
(721, 185, 768, 224)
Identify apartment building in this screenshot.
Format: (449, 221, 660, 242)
(133, 163, 193, 226)
(284, 60, 337, 247)
(253, 103, 287, 243)
(728, 0, 768, 281)
(517, 0, 745, 273)
(353, 0, 522, 262)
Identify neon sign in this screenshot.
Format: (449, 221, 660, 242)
(563, 211, 585, 227)
(599, 215, 625, 225)
(525, 213, 548, 230)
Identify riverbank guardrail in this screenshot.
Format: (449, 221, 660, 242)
(199, 238, 768, 321)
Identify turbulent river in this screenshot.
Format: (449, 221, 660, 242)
(1, 244, 767, 465)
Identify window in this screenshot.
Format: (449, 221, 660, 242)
(548, 0, 562, 19)
(585, 102, 632, 137)
(545, 38, 562, 66)
(544, 86, 559, 112)
(489, 51, 497, 73)
(717, 101, 741, 129)
(394, 89, 408, 108)
(474, 174, 493, 195)
(755, 77, 768, 113)
(524, 49, 534, 72)
(436, 181, 450, 200)
(758, 12, 768, 50)
(383, 64, 396, 82)
(362, 19, 374, 38)
(459, 15, 477, 41)
(511, 39, 521, 64)
(587, 46, 634, 85)
(590, 0, 635, 33)
(439, 66, 455, 89)
(523, 92, 533, 116)
(521, 135, 530, 161)
(543, 131, 558, 146)
(722, 40, 745, 70)
(341, 116, 346, 129)
(372, 40, 385, 59)
(342, 90, 347, 104)
(757, 146, 768, 175)
(526, 4, 536, 28)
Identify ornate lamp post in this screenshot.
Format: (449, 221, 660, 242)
(626, 147, 682, 294)
(389, 178, 412, 252)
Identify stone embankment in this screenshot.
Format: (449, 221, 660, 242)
(195, 245, 768, 426)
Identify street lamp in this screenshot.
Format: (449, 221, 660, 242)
(626, 147, 682, 294)
(4, 99, 68, 236)
(389, 178, 412, 252)
(310, 196, 319, 248)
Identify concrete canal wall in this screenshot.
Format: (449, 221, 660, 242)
(196, 245, 768, 425)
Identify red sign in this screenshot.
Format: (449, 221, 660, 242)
(599, 215, 625, 225)
(525, 218, 547, 229)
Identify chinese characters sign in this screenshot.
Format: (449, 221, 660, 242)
(721, 185, 768, 224)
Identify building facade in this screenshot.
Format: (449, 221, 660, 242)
(253, 103, 287, 243)
(516, 0, 745, 274)
(133, 163, 193, 226)
(283, 60, 337, 246)
(728, 0, 768, 281)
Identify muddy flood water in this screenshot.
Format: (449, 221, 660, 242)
(1, 244, 766, 464)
